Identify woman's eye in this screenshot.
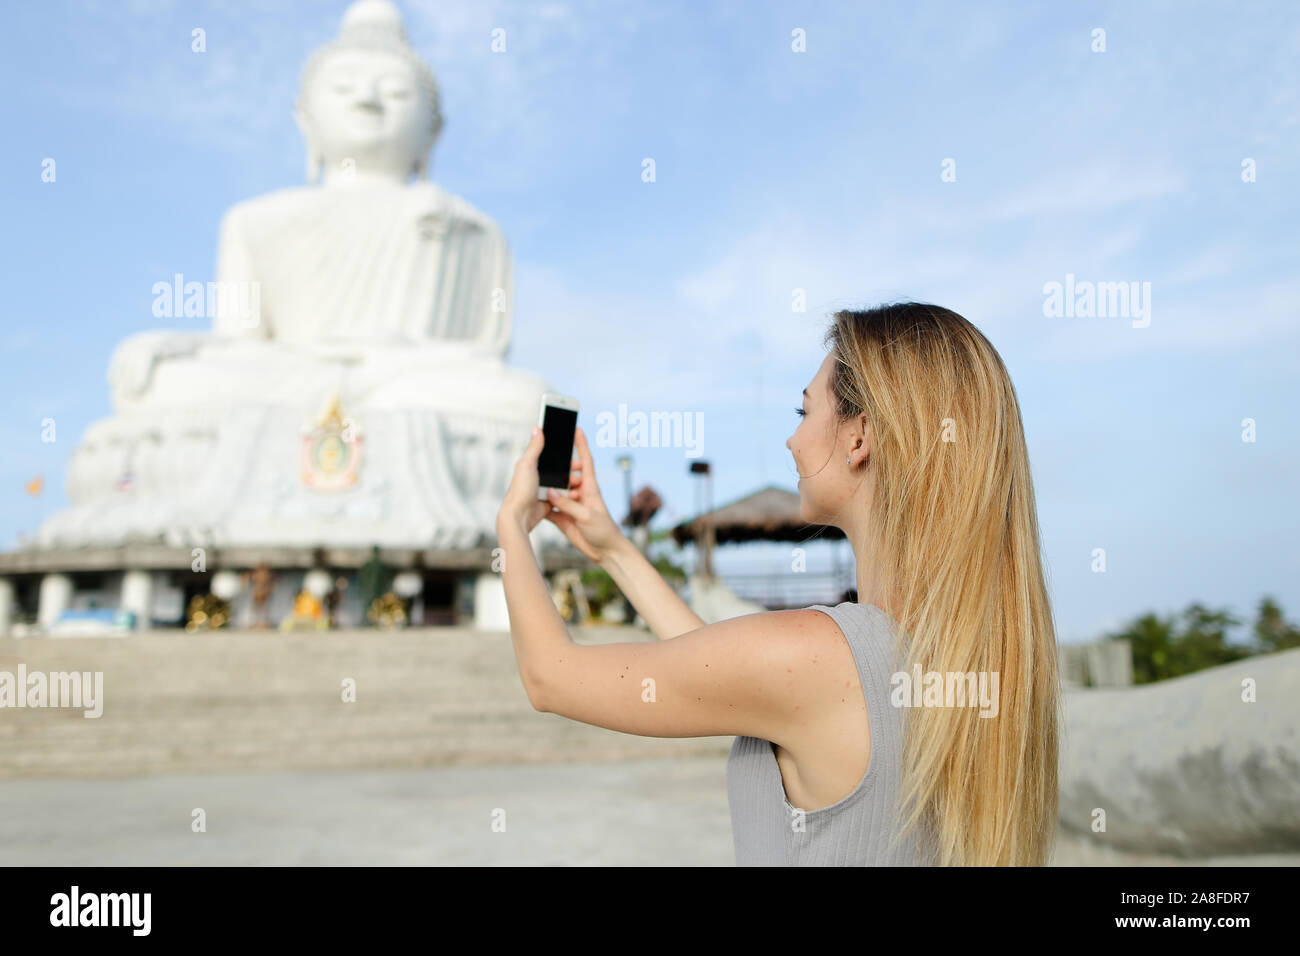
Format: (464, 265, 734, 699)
(794, 406, 806, 417)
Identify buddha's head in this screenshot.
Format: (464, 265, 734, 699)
(296, 0, 444, 184)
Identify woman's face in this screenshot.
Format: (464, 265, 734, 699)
(788, 351, 867, 528)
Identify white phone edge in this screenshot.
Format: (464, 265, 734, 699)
(537, 393, 580, 500)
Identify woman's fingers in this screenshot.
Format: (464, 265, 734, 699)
(547, 490, 590, 522)
(542, 509, 599, 562)
(575, 428, 601, 495)
(544, 507, 575, 536)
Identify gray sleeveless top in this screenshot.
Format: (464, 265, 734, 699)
(726, 601, 938, 866)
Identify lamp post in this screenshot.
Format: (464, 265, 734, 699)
(616, 455, 635, 624)
(689, 460, 713, 579)
(616, 455, 633, 533)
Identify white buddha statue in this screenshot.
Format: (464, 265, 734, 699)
(36, 0, 560, 557)
(109, 0, 533, 418)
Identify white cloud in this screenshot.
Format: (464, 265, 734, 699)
(984, 162, 1185, 223)
(1034, 276, 1300, 360)
(1159, 243, 1239, 286)
(44, 0, 649, 187)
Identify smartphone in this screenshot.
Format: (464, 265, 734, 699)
(537, 393, 579, 500)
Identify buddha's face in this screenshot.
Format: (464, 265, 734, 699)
(301, 48, 433, 178)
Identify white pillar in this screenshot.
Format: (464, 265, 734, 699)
(476, 531, 551, 631)
(0, 578, 13, 637)
(473, 573, 510, 631)
(121, 569, 154, 630)
(37, 573, 74, 629)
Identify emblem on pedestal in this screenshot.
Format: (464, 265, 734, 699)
(300, 394, 362, 491)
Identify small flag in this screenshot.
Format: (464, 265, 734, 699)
(116, 471, 134, 492)
(25, 475, 43, 496)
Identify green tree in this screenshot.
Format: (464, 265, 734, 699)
(1253, 596, 1300, 653)
(1167, 604, 1249, 675)
(647, 530, 687, 586)
(1113, 611, 1177, 685)
(1108, 603, 1250, 684)
(578, 566, 620, 617)
(577, 528, 688, 621)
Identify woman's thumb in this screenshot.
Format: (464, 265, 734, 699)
(527, 425, 544, 458)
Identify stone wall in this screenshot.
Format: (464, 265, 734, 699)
(1059, 647, 1300, 856)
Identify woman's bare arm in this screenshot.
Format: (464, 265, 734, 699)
(601, 536, 705, 640)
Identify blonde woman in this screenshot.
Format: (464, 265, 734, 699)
(495, 303, 1061, 866)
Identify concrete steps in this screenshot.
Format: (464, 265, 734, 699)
(0, 627, 733, 779)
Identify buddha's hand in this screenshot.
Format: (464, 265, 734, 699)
(540, 427, 626, 564)
(107, 331, 209, 403)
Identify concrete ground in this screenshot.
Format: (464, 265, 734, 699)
(3, 754, 1298, 866)
(0, 755, 734, 866)
(3, 626, 1296, 865)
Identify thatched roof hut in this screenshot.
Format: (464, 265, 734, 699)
(669, 484, 846, 547)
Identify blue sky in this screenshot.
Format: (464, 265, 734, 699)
(2, 0, 1297, 642)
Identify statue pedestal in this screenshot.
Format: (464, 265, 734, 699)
(38, 400, 546, 553)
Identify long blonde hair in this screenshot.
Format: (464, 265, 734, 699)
(824, 303, 1061, 866)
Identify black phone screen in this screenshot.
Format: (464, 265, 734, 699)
(538, 405, 578, 488)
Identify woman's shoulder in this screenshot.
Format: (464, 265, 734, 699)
(724, 605, 868, 718)
(681, 604, 871, 704)
(723, 604, 855, 653)
(766, 601, 888, 642)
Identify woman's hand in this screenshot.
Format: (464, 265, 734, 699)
(496, 426, 552, 536)
(542, 426, 627, 564)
